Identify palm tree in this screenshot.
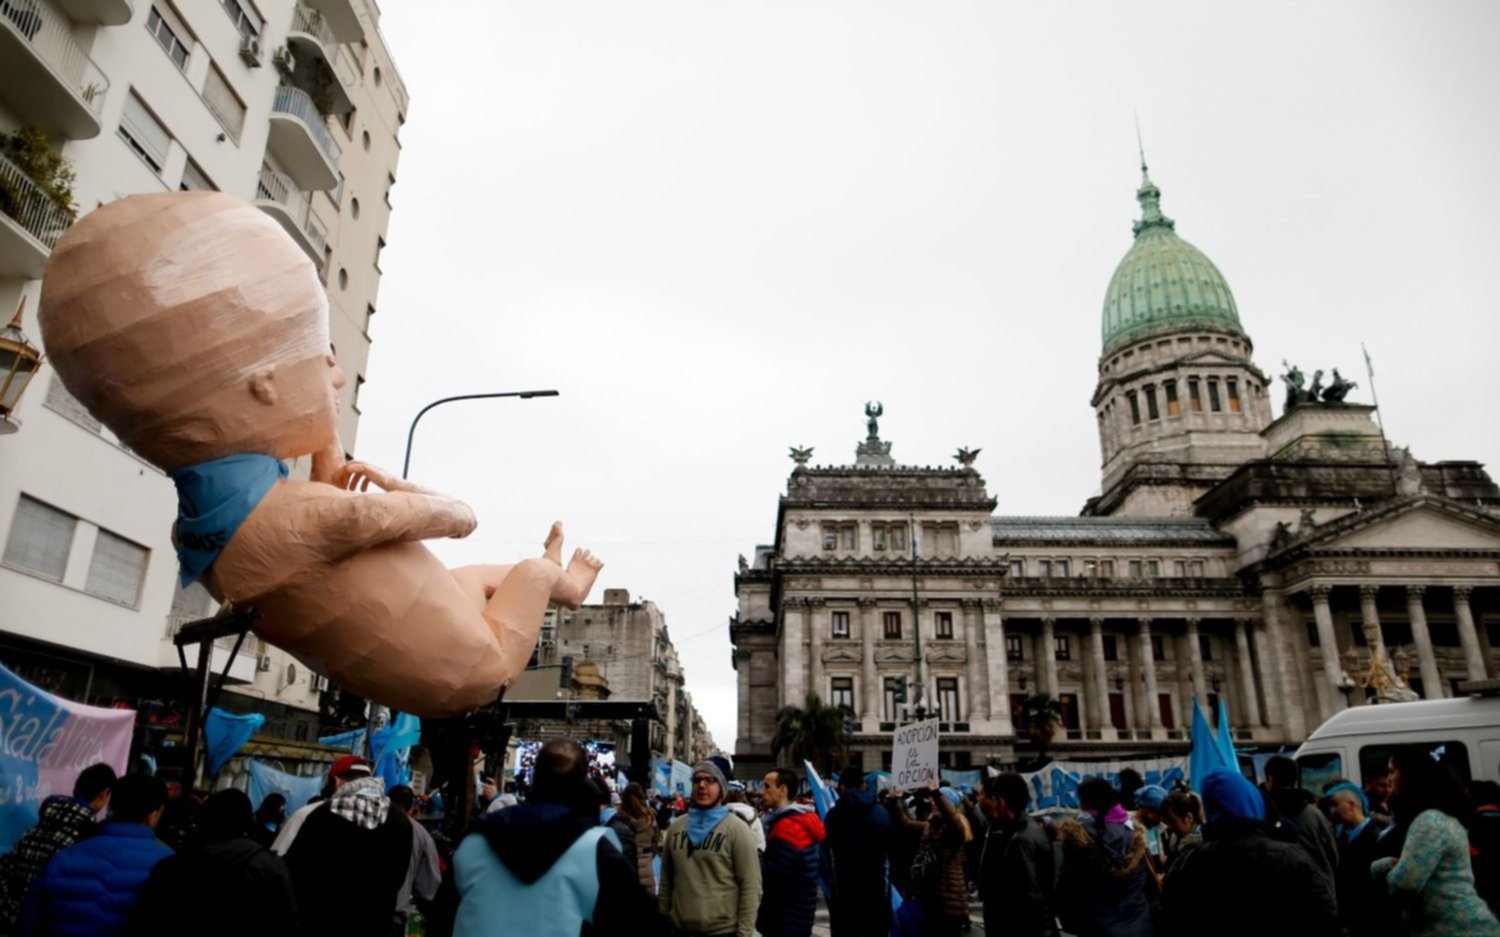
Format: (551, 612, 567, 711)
(1015, 693, 1063, 760)
(771, 692, 853, 774)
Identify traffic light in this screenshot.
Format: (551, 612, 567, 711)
(893, 675, 908, 704)
(559, 655, 574, 689)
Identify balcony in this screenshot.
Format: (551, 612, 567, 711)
(284, 6, 353, 122)
(0, 0, 110, 139)
(299, 0, 363, 43)
(253, 168, 327, 266)
(0, 151, 73, 278)
(50, 0, 130, 25)
(267, 85, 341, 191)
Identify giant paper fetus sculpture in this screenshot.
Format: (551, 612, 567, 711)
(39, 191, 601, 716)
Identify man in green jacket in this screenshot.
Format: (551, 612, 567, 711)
(659, 759, 762, 937)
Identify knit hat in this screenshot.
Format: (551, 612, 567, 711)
(692, 760, 727, 803)
(1135, 785, 1168, 810)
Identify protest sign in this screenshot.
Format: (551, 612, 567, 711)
(1020, 755, 1188, 811)
(891, 717, 940, 788)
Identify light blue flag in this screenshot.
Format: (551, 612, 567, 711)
(249, 759, 323, 815)
(370, 712, 421, 791)
(317, 727, 366, 753)
(802, 762, 836, 902)
(204, 708, 264, 776)
(1215, 698, 1238, 769)
(1189, 696, 1235, 792)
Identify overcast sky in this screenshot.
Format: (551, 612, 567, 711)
(359, 0, 1500, 752)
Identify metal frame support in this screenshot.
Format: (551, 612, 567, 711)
(173, 607, 258, 786)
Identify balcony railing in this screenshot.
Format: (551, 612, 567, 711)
(255, 168, 327, 257)
(0, 150, 72, 250)
(1, 0, 110, 114)
(271, 85, 341, 167)
(289, 3, 337, 50)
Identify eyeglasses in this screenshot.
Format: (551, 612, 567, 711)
(691, 776, 719, 786)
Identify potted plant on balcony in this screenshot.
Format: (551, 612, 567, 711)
(0, 126, 78, 234)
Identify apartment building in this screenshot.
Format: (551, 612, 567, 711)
(0, 0, 408, 743)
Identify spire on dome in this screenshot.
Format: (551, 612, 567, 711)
(1132, 121, 1174, 236)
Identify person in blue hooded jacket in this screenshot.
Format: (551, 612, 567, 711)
(823, 769, 900, 937)
(452, 738, 668, 937)
(1160, 769, 1339, 937)
(19, 774, 172, 937)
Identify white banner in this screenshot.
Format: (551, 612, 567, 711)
(1019, 755, 1188, 811)
(891, 717, 940, 788)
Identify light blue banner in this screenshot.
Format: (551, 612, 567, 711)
(248, 759, 324, 815)
(1022, 756, 1188, 811)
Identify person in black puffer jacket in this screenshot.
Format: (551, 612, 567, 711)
(757, 768, 825, 937)
(824, 770, 900, 937)
(1161, 769, 1339, 937)
(1054, 777, 1153, 937)
(0, 763, 114, 931)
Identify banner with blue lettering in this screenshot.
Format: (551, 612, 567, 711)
(0, 661, 135, 851)
(1020, 755, 1188, 811)
(248, 759, 324, 815)
(670, 760, 693, 796)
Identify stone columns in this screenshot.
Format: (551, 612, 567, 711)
(784, 600, 807, 707)
(1455, 586, 1487, 681)
(1359, 585, 1390, 665)
(1407, 586, 1443, 698)
(1185, 618, 1208, 716)
(1138, 618, 1163, 730)
(859, 599, 879, 722)
(1309, 586, 1347, 715)
(1233, 619, 1263, 727)
(732, 652, 750, 757)
(666, 672, 680, 760)
(1089, 619, 1110, 732)
(1040, 618, 1059, 699)
(983, 600, 1009, 730)
(962, 601, 984, 719)
(1256, 589, 1296, 736)
(808, 600, 826, 704)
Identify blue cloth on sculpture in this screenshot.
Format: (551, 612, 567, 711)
(168, 454, 288, 587)
(204, 708, 264, 775)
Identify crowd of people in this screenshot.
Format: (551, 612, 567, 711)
(1, 742, 1498, 936)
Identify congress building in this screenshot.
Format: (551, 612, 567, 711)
(729, 166, 1500, 779)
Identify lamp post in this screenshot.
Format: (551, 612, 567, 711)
(0, 298, 44, 434)
(402, 389, 559, 479)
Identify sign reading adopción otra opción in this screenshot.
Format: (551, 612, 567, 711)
(892, 717, 940, 788)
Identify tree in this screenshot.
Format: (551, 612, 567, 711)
(1015, 693, 1063, 760)
(771, 692, 853, 774)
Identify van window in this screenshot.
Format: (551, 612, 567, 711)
(1298, 751, 1344, 793)
(1360, 741, 1472, 786)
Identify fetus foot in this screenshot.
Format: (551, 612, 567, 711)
(553, 548, 604, 609)
(543, 521, 564, 564)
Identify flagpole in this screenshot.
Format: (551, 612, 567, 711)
(1362, 343, 1398, 496)
(909, 512, 926, 720)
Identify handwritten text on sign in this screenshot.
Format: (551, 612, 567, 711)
(892, 718, 940, 787)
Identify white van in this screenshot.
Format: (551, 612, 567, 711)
(1294, 689, 1500, 794)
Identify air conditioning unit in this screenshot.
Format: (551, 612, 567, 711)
(256, 654, 272, 673)
(239, 34, 263, 67)
(272, 46, 296, 73)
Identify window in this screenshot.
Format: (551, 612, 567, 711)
(1127, 391, 1141, 425)
(4, 496, 76, 581)
(337, 268, 348, 290)
(1164, 380, 1180, 417)
(1006, 635, 1023, 661)
(385, 172, 396, 207)
(147, 5, 191, 70)
(1159, 694, 1176, 730)
(1227, 378, 1242, 413)
(45, 376, 100, 433)
(830, 677, 854, 711)
(1008, 559, 1025, 577)
(883, 612, 902, 639)
(1056, 559, 1070, 578)
(1152, 635, 1166, 661)
(1103, 635, 1118, 661)
(1174, 560, 1187, 577)
(85, 530, 148, 607)
(1147, 560, 1161, 577)
(1128, 559, 1143, 579)
(935, 611, 953, 640)
(1207, 379, 1222, 412)
(362, 130, 371, 151)
(1189, 560, 1205, 578)
(118, 92, 171, 173)
(1109, 693, 1127, 730)
(1199, 634, 1214, 661)
(884, 677, 902, 722)
(352, 375, 365, 412)
(179, 159, 214, 192)
(1037, 559, 1052, 579)
(1145, 385, 1160, 420)
(823, 527, 837, 551)
(1360, 741, 1470, 784)
(1084, 559, 1098, 577)
(201, 65, 245, 141)
(937, 678, 960, 723)
(831, 610, 850, 639)
(375, 236, 385, 270)
(1100, 559, 1115, 578)
(351, 197, 361, 219)
(220, 0, 262, 39)
(373, 65, 382, 87)
(1297, 751, 1344, 794)
(1188, 378, 1202, 412)
(889, 524, 906, 551)
(169, 578, 213, 623)
(1054, 635, 1071, 661)
(873, 525, 886, 551)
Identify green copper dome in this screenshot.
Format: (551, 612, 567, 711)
(1100, 171, 1243, 355)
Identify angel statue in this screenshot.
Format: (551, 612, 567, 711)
(953, 448, 982, 467)
(789, 445, 814, 466)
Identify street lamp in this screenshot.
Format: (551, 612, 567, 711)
(0, 298, 44, 434)
(402, 389, 559, 479)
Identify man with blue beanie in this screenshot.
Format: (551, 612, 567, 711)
(1160, 769, 1338, 936)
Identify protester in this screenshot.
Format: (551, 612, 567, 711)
(1371, 747, 1500, 936)
(283, 756, 414, 936)
(976, 773, 1057, 937)
(250, 792, 286, 849)
(1157, 790, 1202, 864)
(0, 762, 115, 931)
(1365, 769, 1395, 822)
(1324, 781, 1399, 937)
(823, 769, 900, 937)
(1054, 776, 1153, 937)
(1118, 768, 1145, 811)
(389, 784, 441, 934)
(616, 782, 659, 895)
(1160, 768, 1339, 937)
(1263, 755, 1339, 888)
(757, 768, 825, 937)
(659, 760, 761, 937)
(892, 780, 972, 937)
(1470, 780, 1500, 919)
(269, 758, 347, 855)
(451, 739, 664, 937)
(1133, 784, 1168, 891)
(128, 788, 297, 937)
(19, 773, 172, 937)
(725, 789, 767, 854)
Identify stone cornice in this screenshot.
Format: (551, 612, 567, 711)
(999, 577, 1248, 599)
(773, 556, 1012, 575)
